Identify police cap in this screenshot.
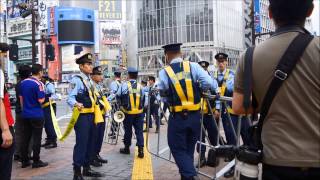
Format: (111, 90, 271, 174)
(162, 43, 182, 53)
(92, 66, 103, 75)
(198, 60, 210, 68)
(75, 53, 93, 64)
(215, 52, 228, 61)
(127, 67, 138, 74)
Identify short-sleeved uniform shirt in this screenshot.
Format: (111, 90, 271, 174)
(234, 29, 320, 167)
(20, 77, 45, 119)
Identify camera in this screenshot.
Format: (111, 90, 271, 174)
(208, 145, 262, 180)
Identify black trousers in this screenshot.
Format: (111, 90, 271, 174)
(21, 118, 44, 162)
(263, 163, 320, 180)
(0, 127, 15, 180)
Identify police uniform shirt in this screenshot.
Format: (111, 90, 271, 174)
(107, 79, 122, 101)
(144, 83, 161, 107)
(67, 72, 94, 108)
(45, 82, 55, 95)
(158, 57, 217, 101)
(116, 79, 147, 108)
(215, 68, 234, 92)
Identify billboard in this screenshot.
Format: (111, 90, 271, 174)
(38, 0, 59, 30)
(254, 0, 261, 34)
(100, 21, 121, 45)
(7, 17, 32, 37)
(6, 0, 28, 19)
(98, 0, 122, 20)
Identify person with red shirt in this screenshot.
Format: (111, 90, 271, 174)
(0, 66, 15, 180)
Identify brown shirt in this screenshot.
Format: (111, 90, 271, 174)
(235, 30, 320, 167)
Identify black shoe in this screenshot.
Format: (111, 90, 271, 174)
(21, 161, 31, 168)
(73, 166, 84, 180)
(32, 160, 49, 168)
(223, 166, 235, 178)
(41, 141, 51, 147)
(90, 159, 103, 167)
(120, 147, 130, 154)
(73, 174, 84, 180)
(196, 156, 206, 168)
(138, 146, 144, 158)
(155, 128, 159, 133)
(44, 142, 57, 149)
(14, 154, 21, 161)
(83, 167, 104, 177)
(96, 154, 108, 164)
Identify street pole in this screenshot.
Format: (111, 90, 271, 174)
(251, 0, 256, 46)
(31, 9, 36, 65)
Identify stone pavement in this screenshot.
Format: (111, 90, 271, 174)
(11, 103, 233, 180)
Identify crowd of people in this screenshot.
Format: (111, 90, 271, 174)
(0, 0, 319, 180)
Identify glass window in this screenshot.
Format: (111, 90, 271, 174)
(161, 9, 164, 28)
(209, 23, 213, 41)
(200, 24, 205, 41)
(172, 7, 177, 27)
(187, 25, 191, 42)
(169, 8, 172, 27)
(191, 25, 195, 42)
(209, 9, 213, 23)
(195, 24, 199, 42)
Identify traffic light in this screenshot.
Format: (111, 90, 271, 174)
(46, 44, 55, 61)
(9, 44, 18, 61)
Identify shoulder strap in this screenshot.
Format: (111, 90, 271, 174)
(244, 33, 314, 149)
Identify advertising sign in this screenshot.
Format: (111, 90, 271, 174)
(6, 0, 27, 19)
(38, 0, 59, 30)
(98, 0, 122, 20)
(254, 0, 261, 34)
(100, 21, 121, 45)
(7, 17, 32, 37)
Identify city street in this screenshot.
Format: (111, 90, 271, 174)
(11, 101, 232, 180)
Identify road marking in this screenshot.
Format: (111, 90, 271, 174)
(56, 113, 72, 122)
(131, 133, 154, 180)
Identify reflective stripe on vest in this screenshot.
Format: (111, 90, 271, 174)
(165, 61, 201, 112)
(200, 98, 216, 114)
(122, 81, 143, 114)
(214, 69, 234, 114)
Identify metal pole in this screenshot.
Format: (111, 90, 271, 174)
(251, 0, 256, 46)
(31, 9, 36, 65)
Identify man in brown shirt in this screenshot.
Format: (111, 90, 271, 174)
(233, 0, 320, 179)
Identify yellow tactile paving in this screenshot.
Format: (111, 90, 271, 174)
(131, 133, 154, 180)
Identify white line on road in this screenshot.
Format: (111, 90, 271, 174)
(56, 113, 72, 122)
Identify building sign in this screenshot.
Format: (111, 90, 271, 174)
(38, 0, 59, 30)
(6, 0, 28, 19)
(254, 0, 261, 34)
(100, 21, 121, 45)
(98, 0, 122, 20)
(48, 7, 56, 35)
(7, 18, 32, 37)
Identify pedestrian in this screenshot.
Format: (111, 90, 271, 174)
(67, 53, 103, 179)
(232, 0, 320, 179)
(118, 67, 146, 158)
(213, 53, 251, 177)
(90, 66, 109, 167)
(41, 75, 58, 149)
(144, 76, 161, 133)
(0, 61, 14, 180)
(13, 65, 31, 161)
(196, 60, 220, 168)
(19, 64, 48, 168)
(107, 70, 122, 139)
(157, 43, 216, 180)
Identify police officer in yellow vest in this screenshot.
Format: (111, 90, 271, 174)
(196, 60, 220, 168)
(158, 43, 217, 180)
(41, 75, 58, 149)
(67, 53, 103, 180)
(90, 66, 109, 167)
(118, 67, 146, 158)
(214, 52, 251, 178)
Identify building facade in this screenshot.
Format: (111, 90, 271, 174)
(137, 0, 244, 78)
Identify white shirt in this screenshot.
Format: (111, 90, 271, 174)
(0, 69, 4, 99)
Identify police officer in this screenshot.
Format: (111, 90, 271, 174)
(196, 60, 220, 168)
(144, 76, 161, 133)
(118, 67, 146, 158)
(41, 75, 58, 149)
(90, 66, 108, 167)
(107, 70, 122, 138)
(213, 52, 251, 177)
(158, 43, 216, 180)
(67, 53, 103, 180)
